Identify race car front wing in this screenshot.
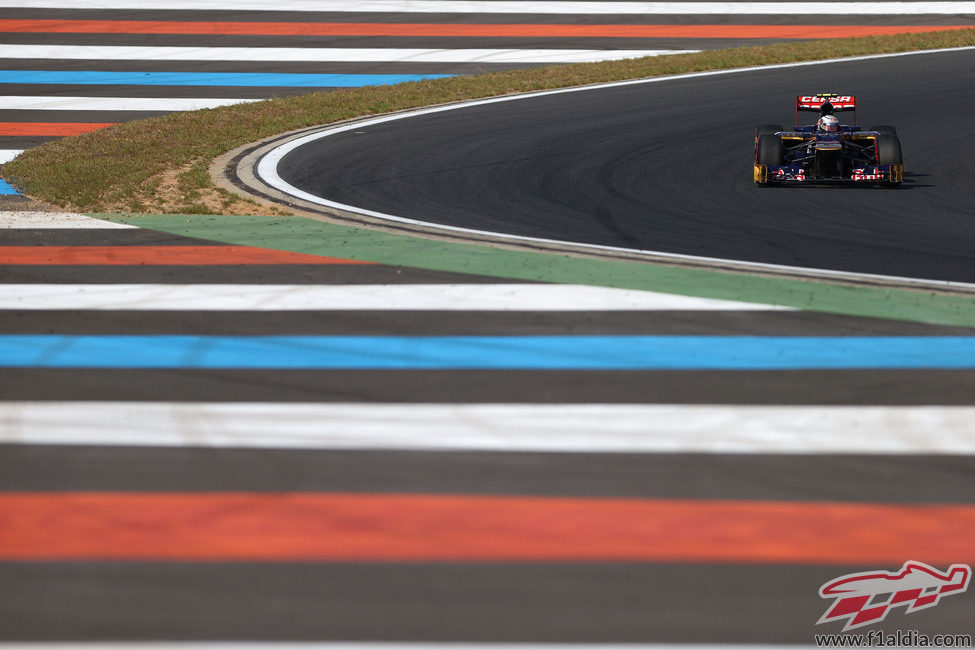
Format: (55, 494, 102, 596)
(753, 163, 903, 184)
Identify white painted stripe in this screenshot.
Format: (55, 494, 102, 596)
(0, 284, 792, 311)
(0, 45, 694, 64)
(0, 0, 972, 14)
(0, 96, 260, 112)
(258, 45, 975, 293)
(0, 212, 135, 229)
(0, 149, 22, 165)
(2, 402, 972, 454)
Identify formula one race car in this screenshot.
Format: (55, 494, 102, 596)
(753, 94, 903, 186)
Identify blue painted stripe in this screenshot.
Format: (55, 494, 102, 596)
(0, 71, 451, 88)
(0, 179, 20, 195)
(2, 336, 975, 370)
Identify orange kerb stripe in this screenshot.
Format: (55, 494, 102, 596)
(0, 122, 116, 136)
(0, 246, 374, 265)
(1, 493, 974, 563)
(0, 19, 969, 39)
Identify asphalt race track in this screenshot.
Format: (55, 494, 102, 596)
(277, 48, 975, 283)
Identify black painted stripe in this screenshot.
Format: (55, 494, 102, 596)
(4, 444, 975, 503)
(0, 108, 174, 123)
(0, 195, 33, 206)
(0, 134, 59, 149)
(2, 309, 972, 336)
(0, 83, 346, 100)
(5, 368, 975, 404)
(0, 562, 968, 642)
(0, 228, 226, 246)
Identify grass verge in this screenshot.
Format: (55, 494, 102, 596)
(4, 29, 975, 214)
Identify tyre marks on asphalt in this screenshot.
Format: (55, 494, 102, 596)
(0, 0, 973, 174)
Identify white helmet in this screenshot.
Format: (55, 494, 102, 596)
(818, 115, 839, 132)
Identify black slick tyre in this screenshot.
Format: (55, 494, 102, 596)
(755, 134, 783, 185)
(757, 134, 783, 165)
(754, 124, 783, 160)
(876, 134, 903, 187)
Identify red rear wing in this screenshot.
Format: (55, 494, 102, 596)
(795, 94, 857, 126)
(796, 95, 856, 111)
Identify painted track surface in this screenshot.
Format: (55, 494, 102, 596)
(3, 2, 975, 647)
(4, 211, 975, 645)
(275, 48, 975, 283)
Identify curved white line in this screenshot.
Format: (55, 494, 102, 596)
(257, 46, 975, 291)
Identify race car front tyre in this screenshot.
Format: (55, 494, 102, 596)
(757, 134, 783, 165)
(755, 134, 783, 185)
(876, 134, 902, 164)
(876, 134, 903, 187)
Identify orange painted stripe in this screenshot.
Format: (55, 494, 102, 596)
(1, 493, 974, 563)
(0, 122, 116, 137)
(0, 19, 969, 39)
(0, 246, 374, 265)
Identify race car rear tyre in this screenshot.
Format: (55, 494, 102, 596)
(868, 125, 897, 135)
(757, 134, 783, 166)
(876, 134, 903, 187)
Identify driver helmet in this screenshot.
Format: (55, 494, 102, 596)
(817, 115, 839, 132)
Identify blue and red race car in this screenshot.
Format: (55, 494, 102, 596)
(753, 94, 903, 186)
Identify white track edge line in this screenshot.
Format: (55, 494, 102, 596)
(0, 284, 794, 311)
(0, 211, 136, 228)
(0, 45, 698, 64)
(4, 403, 975, 454)
(0, 96, 260, 111)
(257, 45, 975, 293)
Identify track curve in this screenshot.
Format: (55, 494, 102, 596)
(274, 48, 975, 283)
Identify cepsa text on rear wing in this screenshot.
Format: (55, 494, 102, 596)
(795, 94, 856, 126)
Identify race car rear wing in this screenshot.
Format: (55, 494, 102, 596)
(795, 94, 856, 126)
